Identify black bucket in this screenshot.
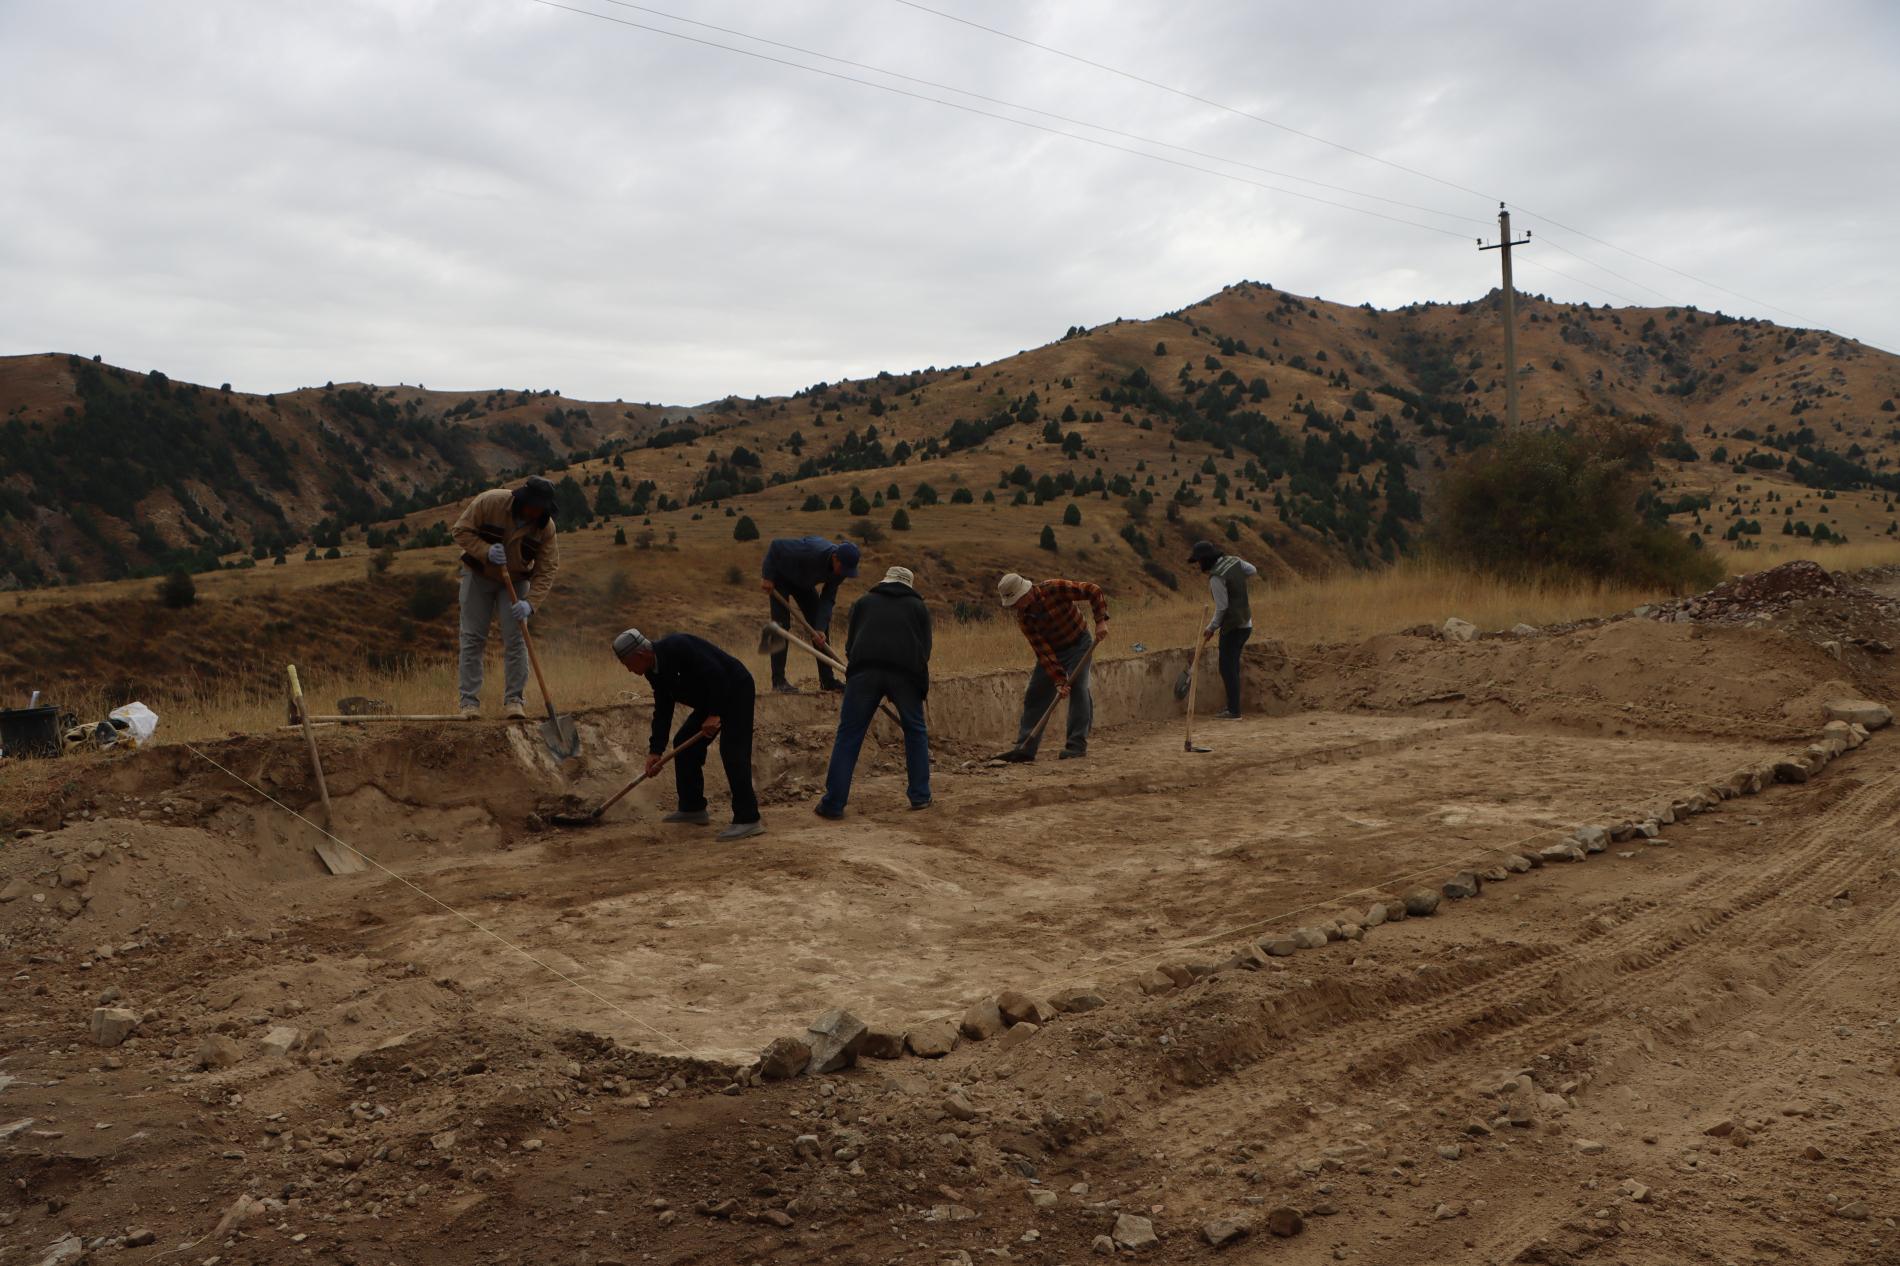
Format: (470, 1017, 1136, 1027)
(0, 705, 62, 759)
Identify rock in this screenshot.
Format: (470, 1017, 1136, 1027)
(1576, 826, 1609, 853)
(1158, 963, 1197, 986)
(1836, 1200, 1870, 1221)
(1621, 1180, 1650, 1203)
(125, 1229, 157, 1247)
(1363, 902, 1388, 927)
(88, 1007, 139, 1047)
(1091, 1234, 1116, 1256)
(1049, 988, 1105, 1014)
(1540, 842, 1587, 863)
(1511, 622, 1538, 637)
(1574, 1138, 1605, 1155)
(1824, 699, 1891, 730)
(1291, 926, 1329, 950)
(997, 1022, 1040, 1050)
(1112, 1212, 1159, 1251)
(56, 863, 89, 889)
(1266, 1205, 1304, 1237)
(860, 1028, 905, 1060)
(1137, 969, 1176, 995)
(1442, 872, 1481, 899)
(1442, 617, 1478, 643)
(1703, 1118, 1736, 1137)
(760, 1209, 794, 1228)
(1201, 1217, 1248, 1248)
(54, 893, 83, 918)
(260, 1025, 300, 1057)
(0, 876, 30, 903)
(961, 997, 1006, 1040)
(1774, 759, 1811, 784)
(197, 1034, 243, 1069)
(804, 1009, 869, 1074)
(1435, 1202, 1466, 1220)
(996, 990, 1053, 1025)
(906, 1020, 959, 1059)
(756, 1036, 812, 1080)
(1260, 936, 1298, 957)
(1028, 1188, 1058, 1208)
(1403, 889, 1440, 918)
(943, 1089, 979, 1121)
(1464, 1119, 1493, 1136)
(1437, 1144, 1462, 1160)
(213, 1193, 262, 1236)
(1802, 1144, 1826, 1161)
(35, 1234, 84, 1266)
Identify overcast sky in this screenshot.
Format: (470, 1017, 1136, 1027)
(4, 0, 1896, 404)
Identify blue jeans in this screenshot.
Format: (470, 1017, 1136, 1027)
(817, 669, 930, 814)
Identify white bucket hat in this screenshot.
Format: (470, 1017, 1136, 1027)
(997, 573, 1033, 607)
(883, 565, 915, 588)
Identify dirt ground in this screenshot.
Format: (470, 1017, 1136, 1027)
(5, 598, 1900, 1265)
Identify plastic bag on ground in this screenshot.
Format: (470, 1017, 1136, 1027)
(109, 702, 159, 746)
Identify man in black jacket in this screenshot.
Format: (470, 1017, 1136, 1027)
(614, 628, 762, 841)
(814, 566, 932, 818)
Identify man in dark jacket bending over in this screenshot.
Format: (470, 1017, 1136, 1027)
(814, 566, 932, 818)
(614, 628, 763, 841)
(760, 535, 861, 693)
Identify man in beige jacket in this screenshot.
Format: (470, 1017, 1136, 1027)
(450, 477, 562, 717)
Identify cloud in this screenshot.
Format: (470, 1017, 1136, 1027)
(2, 0, 1894, 404)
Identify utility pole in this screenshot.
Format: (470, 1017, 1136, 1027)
(1478, 202, 1532, 429)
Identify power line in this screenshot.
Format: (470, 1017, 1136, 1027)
(1529, 234, 1674, 304)
(890, 0, 1812, 324)
(887, 0, 1495, 204)
(526, 0, 1476, 240)
(1514, 255, 1643, 307)
(589, 0, 1488, 227)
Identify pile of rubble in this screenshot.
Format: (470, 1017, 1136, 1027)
(1638, 560, 1899, 634)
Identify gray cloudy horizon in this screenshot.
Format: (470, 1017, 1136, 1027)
(3, 0, 1896, 406)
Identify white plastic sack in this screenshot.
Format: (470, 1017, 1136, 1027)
(108, 702, 159, 746)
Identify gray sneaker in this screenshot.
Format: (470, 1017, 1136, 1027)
(717, 821, 764, 841)
(662, 809, 711, 826)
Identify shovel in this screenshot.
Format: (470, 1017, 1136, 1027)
(551, 731, 708, 827)
(994, 642, 1097, 762)
(501, 572, 581, 760)
(1184, 605, 1212, 753)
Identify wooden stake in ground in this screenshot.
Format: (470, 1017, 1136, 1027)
(287, 665, 362, 875)
(1184, 605, 1212, 753)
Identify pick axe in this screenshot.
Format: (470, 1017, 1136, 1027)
(757, 623, 902, 727)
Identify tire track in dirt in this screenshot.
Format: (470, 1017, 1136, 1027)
(1142, 758, 1900, 1150)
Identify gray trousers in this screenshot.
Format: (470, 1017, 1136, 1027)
(458, 571, 528, 709)
(1015, 633, 1093, 758)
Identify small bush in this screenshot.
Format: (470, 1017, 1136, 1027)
(1039, 525, 1058, 552)
(157, 569, 197, 608)
(1062, 503, 1082, 527)
(614, 526, 628, 545)
(323, 546, 342, 560)
(733, 516, 760, 542)
(892, 508, 911, 531)
(405, 571, 459, 621)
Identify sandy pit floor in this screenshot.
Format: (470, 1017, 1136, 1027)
(4, 616, 1900, 1265)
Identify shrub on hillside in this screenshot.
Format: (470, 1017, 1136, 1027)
(157, 569, 196, 609)
(733, 516, 759, 542)
(1431, 419, 1722, 590)
(406, 571, 459, 622)
(1039, 525, 1058, 552)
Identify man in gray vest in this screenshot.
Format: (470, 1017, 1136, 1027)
(1189, 540, 1257, 719)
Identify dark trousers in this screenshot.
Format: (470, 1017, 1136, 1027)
(818, 669, 931, 814)
(1217, 626, 1251, 715)
(768, 588, 837, 689)
(672, 683, 759, 824)
(1014, 633, 1093, 758)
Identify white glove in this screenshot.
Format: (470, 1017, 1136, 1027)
(511, 599, 532, 623)
(486, 543, 507, 566)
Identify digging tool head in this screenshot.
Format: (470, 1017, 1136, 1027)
(550, 805, 604, 827)
(759, 622, 791, 654)
(540, 713, 581, 760)
(1173, 668, 1192, 700)
(1185, 740, 1211, 753)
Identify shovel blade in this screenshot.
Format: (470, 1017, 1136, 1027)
(540, 714, 581, 760)
(1172, 669, 1192, 701)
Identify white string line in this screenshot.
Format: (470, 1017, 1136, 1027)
(181, 744, 696, 1057)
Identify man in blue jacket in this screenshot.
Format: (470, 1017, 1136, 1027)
(614, 628, 762, 841)
(760, 536, 861, 693)
(814, 565, 932, 819)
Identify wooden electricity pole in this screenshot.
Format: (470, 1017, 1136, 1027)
(1478, 203, 1532, 429)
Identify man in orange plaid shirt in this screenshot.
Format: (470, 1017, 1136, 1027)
(995, 572, 1108, 761)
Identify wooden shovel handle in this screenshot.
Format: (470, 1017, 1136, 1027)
(598, 730, 710, 815)
(499, 571, 558, 720)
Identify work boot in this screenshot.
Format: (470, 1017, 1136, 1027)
(717, 821, 765, 841)
(813, 804, 845, 821)
(1214, 710, 1240, 720)
(663, 809, 711, 825)
(459, 705, 481, 720)
(819, 681, 845, 694)
(1058, 749, 1086, 761)
(772, 681, 802, 695)
(504, 701, 528, 720)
